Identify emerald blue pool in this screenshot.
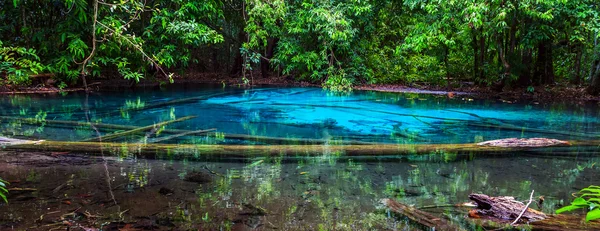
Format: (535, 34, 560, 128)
(0, 85, 599, 230)
(1, 84, 599, 144)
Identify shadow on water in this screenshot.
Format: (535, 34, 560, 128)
(1, 84, 600, 230)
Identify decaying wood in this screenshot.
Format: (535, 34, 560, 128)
(381, 198, 465, 231)
(2, 139, 517, 159)
(82, 116, 196, 142)
(470, 214, 600, 231)
(478, 138, 570, 148)
(469, 193, 547, 223)
(2, 136, 600, 159)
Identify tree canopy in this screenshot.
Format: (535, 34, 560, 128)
(1, 0, 600, 93)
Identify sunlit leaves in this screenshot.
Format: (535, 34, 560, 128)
(0, 177, 8, 203)
(556, 186, 600, 221)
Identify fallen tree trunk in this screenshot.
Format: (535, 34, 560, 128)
(381, 198, 466, 231)
(3, 138, 599, 159)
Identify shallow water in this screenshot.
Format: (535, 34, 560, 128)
(1, 85, 600, 230)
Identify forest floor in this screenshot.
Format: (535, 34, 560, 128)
(1, 72, 598, 102)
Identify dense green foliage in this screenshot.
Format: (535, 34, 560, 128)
(1, 0, 600, 92)
(0, 177, 8, 203)
(556, 185, 600, 221)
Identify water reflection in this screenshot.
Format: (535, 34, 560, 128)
(0, 152, 598, 230)
(1, 85, 600, 144)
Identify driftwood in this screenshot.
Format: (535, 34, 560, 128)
(468, 193, 600, 230)
(469, 193, 547, 223)
(381, 198, 465, 231)
(470, 214, 600, 231)
(478, 138, 570, 148)
(82, 116, 196, 142)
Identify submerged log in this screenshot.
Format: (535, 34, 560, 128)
(0, 116, 375, 145)
(147, 128, 217, 143)
(82, 116, 196, 142)
(381, 198, 465, 231)
(210, 132, 379, 145)
(3, 138, 600, 160)
(478, 138, 570, 148)
(3, 139, 513, 158)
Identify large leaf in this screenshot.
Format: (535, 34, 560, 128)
(572, 197, 589, 206)
(556, 204, 587, 214)
(586, 209, 600, 222)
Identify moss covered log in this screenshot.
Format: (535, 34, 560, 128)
(2, 138, 598, 160)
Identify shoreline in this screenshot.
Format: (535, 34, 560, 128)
(1, 74, 598, 102)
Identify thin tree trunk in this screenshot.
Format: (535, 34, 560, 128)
(572, 45, 582, 85)
(444, 45, 451, 91)
(479, 28, 486, 80)
(586, 57, 600, 95)
(472, 29, 480, 82)
(260, 38, 279, 79)
(533, 40, 555, 85)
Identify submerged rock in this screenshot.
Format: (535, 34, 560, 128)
(183, 171, 212, 184)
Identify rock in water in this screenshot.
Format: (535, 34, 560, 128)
(183, 171, 212, 184)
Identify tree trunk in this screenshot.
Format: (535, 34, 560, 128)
(230, 31, 245, 76)
(572, 45, 582, 85)
(517, 49, 533, 85)
(260, 38, 279, 79)
(444, 45, 451, 91)
(497, 36, 511, 81)
(586, 57, 600, 95)
(533, 40, 555, 85)
(479, 28, 485, 80)
(472, 29, 480, 82)
(212, 48, 220, 72)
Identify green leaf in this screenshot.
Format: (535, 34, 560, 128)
(586, 209, 600, 222)
(573, 197, 589, 206)
(556, 204, 587, 214)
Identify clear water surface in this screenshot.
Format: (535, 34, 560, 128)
(0, 84, 599, 230)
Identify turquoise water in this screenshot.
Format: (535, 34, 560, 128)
(1, 84, 599, 144)
(1, 85, 600, 230)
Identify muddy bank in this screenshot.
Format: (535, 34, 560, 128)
(1, 73, 598, 102)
